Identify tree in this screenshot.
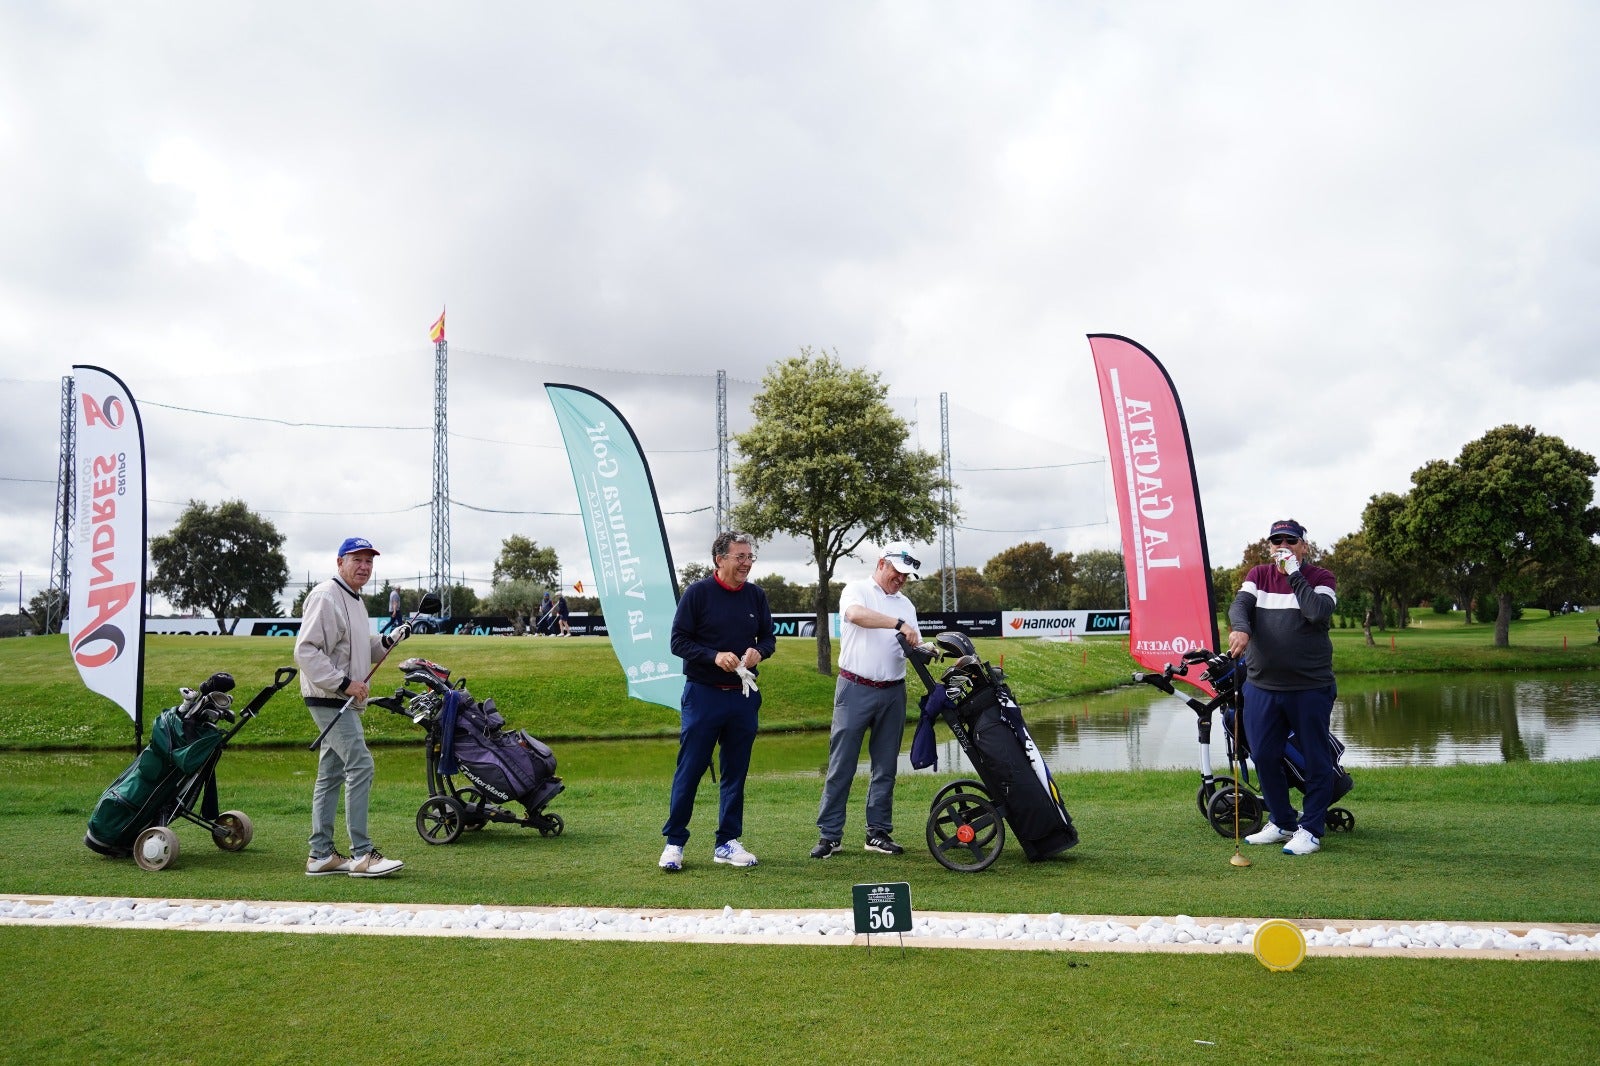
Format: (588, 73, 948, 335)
(481, 578, 544, 622)
(752, 574, 808, 613)
(1400, 425, 1600, 646)
(493, 535, 560, 586)
(904, 566, 999, 612)
(679, 562, 711, 588)
(983, 541, 1073, 610)
(731, 348, 953, 673)
(150, 499, 289, 633)
(1070, 549, 1126, 610)
(24, 588, 66, 634)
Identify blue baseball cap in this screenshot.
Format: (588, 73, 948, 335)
(338, 536, 380, 557)
(1268, 520, 1306, 541)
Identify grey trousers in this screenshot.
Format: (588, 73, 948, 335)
(307, 702, 375, 857)
(816, 676, 907, 840)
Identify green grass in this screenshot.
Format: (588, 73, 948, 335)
(2, 927, 1596, 1064)
(3, 638, 1599, 1064)
(4, 614, 1598, 750)
(4, 753, 1597, 923)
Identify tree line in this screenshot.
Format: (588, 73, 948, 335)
(21, 353, 1597, 662)
(1209, 425, 1600, 648)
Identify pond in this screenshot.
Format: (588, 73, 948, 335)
(927, 672, 1600, 775)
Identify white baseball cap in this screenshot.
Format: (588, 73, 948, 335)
(880, 543, 922, 579)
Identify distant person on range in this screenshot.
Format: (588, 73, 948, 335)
(383, 586, 402, 635)
(659, 531, 775, 871)
(811, 543, 924, 859)
(295, 537, 407, 877)
(1226, 518, 1339, 857)
(556, 592, 572, 637)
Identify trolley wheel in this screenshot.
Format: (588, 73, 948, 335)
(1197, 777, 1237, 817)
(538, 813, 564, 838)
(1206, 786, 1265, 839)
(930, 778, 989, 811)
(212, 810, 254, 851)
(926, 792, 1005, 873)
(1325, 807, 1356, 833)
(134, 825, 180, 871)
(453, 787, 489, 829)
(416, 796, 465, 845)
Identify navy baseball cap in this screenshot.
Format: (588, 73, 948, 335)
(338, 536, 380, 557)
(1268, 520, 1306, 541)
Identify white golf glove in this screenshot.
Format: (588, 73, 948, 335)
(1272, 547, 1301, 575)
(735, 664, 760, 697)
(383, 622, 411, 648)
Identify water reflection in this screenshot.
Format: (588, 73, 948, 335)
(913, 673, 1600, 775)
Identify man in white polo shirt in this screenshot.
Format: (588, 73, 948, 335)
(810, 543, 924, 858)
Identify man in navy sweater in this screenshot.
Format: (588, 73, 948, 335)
(1226, 518, 1339, 856)
(660, 532, 775, 871)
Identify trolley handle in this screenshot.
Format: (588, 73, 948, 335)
(897, 631, 941, 693)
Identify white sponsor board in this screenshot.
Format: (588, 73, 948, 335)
(1000, 610, 1131, 638)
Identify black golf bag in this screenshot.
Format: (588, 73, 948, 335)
(1134, 649, 1355, 836)
(908, 633, 1078, 870)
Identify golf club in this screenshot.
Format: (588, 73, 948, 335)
(308, 591, 442, 752)
(1229, 739, 1251, 868)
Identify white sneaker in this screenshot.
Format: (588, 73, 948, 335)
(1245, 822, 1293, 845)
(659, 844, 684, 871)
(306, 851, 352, 876)
(714, 839, 759, 867)
(348, 850, 404, 877)
(1283, 827, 1322, 855)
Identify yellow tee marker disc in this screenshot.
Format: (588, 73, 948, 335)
(1253, 919, 1307, 972)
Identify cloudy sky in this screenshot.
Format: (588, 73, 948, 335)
(3, 1, 1597, 615)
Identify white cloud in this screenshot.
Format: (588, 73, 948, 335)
(2, 1, 1597, 612)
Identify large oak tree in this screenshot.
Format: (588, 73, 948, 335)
(150, 499, 289, 633)
(731, 349, 954, 673)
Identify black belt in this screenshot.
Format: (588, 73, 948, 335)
(839, 668, 904, 689)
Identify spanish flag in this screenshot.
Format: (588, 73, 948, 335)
(428, 308, 446, 344)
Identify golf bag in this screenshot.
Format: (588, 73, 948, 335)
(909, 633, 1078, 869)
(85, 667, 296, 868)
(86, 705, 226, 856)
(924, 673, 1079, 861)
(441, 688, 561, 809)
(375, 657, 565, 844)
(1134, 650, 1355, 836)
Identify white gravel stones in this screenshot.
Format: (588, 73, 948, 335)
(1, 896, 1595, 954)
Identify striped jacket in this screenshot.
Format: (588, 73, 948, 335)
(1227, 561, 1337, 690)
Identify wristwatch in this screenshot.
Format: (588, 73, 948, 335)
(895, 619, 905, 632)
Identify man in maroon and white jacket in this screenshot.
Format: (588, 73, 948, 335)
(1226, 518, 1339, 856)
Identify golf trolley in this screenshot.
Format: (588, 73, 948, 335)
(372, 657, 565, 845)
(86, 666, 298, 870)
(904, 632, 1078, 872)
(1132, 648, 1354, 837)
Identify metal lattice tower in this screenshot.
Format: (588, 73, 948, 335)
(45, 375, 76, 633)
(715, 369, 730, 535)
(429, 338, 451, 615)
(939, 392, 958, 611)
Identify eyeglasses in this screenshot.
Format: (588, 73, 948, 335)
(885, 551, 922, 569)
(724, 553, 757, 563)
(1269, 536, 1301, 546)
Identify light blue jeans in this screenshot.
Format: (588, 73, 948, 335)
(307, 702, 375, 857)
